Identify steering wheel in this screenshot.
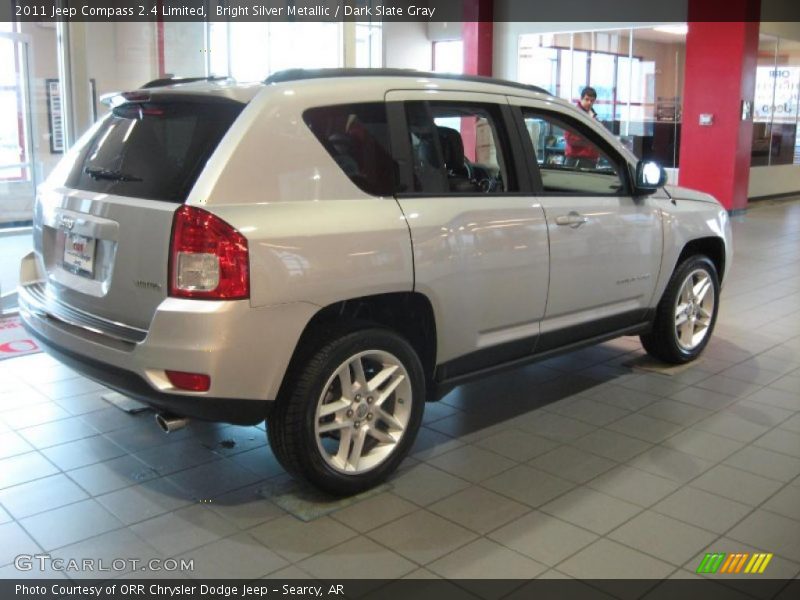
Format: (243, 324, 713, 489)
(478, 177, 498, 193)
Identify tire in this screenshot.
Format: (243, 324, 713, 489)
(267, 327, 425, 496)
(640, 255, 720, 364)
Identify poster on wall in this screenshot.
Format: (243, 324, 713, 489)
(45, 78, 63, 154)
(45, 78, 98, 154)
(754, 66, 800, 123)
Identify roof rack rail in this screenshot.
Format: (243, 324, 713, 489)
(141, 75, 231, 89)
(264, 68, 551, 97)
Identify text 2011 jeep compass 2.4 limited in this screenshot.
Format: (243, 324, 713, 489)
(19, 70, 732, 494)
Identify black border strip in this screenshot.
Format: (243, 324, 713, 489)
(4, 0, 800, 23)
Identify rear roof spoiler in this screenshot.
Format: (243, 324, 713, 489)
(141, 75, 231, 89)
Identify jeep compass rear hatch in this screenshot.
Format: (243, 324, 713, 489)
(29, 94, 244, 336)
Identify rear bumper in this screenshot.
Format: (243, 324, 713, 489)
(18, 251, 320, 424)
(25, 325, 269, 425)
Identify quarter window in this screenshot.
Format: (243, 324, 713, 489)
(304, 103, 395, 196)
(405, 102, 516, 195)
(522, 110, 626, 195)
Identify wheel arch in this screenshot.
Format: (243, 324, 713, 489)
(277, 291, 438, 400)
(676, 236, 727, 284)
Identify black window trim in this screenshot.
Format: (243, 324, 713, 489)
(390, 98, 533, 199)
(514, 105, 634, 198)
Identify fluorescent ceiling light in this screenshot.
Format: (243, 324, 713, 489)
(653, 25, 689, 35)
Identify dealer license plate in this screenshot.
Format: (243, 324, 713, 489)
(63, 232, 96, 278)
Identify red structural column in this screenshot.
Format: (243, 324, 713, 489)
(463, 1, 493, 77)
(678, 2, 760, 212)
(462, 0, 493, 161)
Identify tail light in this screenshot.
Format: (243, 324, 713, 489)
(169, 205, 249, 299)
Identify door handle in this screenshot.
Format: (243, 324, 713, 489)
(555, 212, 589, 228)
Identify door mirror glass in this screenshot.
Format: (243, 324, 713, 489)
(636, 160, 667, 191)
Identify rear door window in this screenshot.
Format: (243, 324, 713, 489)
(403, 101, 518, 195)
(66, 98, 244, 203)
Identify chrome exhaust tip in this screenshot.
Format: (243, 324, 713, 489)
(155, 413, 189, 433)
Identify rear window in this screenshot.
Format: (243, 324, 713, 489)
(66, 99, 244, 203)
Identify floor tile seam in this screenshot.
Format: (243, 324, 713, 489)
(718, 467, 800, 548)
(461, 428, 580, 466)
(59, 455, 162, 499)
(386, 460, 477, 510)
(9, 515, 138, 560)
(580, 394, 662, 414)
(73, 415, 163, 436)
(777, 420, 800, 434)
(543, 504, 709, 575)
(0, 484, 94, 523)
(415, 532, 553, 576)
(89, 492, 213, 531)
(594, 404, 699, 447)
(639, 453, 790, 509)
(656, 403, 769, 454)
(30, 429, 132, 458)
(169, 528, 296, 579)
(741, 422, 800, 461)
(651, 390, 796, 452)
(593, 514, 724, 572)
(0, 448, 63, 492)
(645, 462, 788, 547)
(423, 444, 522, 485)
(474, 483, 615, 542)
(541, 401, 636, 429)
(628, 395, 726, 427)
(324, 497, 433, 536)
(759, 503, 800, 526)
(471, 474, 596, 534)
(360, 471, 518, 539)
(124, 514, 248, 565)
(426, 503, 539, 539)
(358, 519, 479, 571)
(0, 395, 64, 415)
(467, 423, 564, 453)
(0, 405, 83, 430)
(130, 451, 229, 479)
(14, 419, 105, 451)
(713, 449, 800, 484)
(281, 521, 425, 574)
(735, 385, 800, 413)
(520, 449, 623, 483)
(427, 530, 557, 575)
(564, 429, 655, 463)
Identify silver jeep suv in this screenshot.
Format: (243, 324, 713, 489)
(19, 69, 732, 494)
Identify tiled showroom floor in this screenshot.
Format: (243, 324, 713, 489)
(1, 198, 800, 586)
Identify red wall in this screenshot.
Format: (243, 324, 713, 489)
(463, 0, 493, 77)
(462, 1, 493, 162)
(679, 16, 759, 211)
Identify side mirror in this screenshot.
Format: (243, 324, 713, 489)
(635, 160, 667, 193)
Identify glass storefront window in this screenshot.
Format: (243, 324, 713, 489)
(0, 36, 26, 182)
(752, 35, 800, 166)
(356, 22, 382, 68)
(207, 22, 343, 81)
(752, 34, 779, 166)
(518, 27, 685, 168)
(433, 40, 464, 74)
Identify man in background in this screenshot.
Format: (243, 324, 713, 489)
(564, 86, 600, 169)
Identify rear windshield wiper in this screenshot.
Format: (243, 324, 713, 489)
(84, 167, 142, 182)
